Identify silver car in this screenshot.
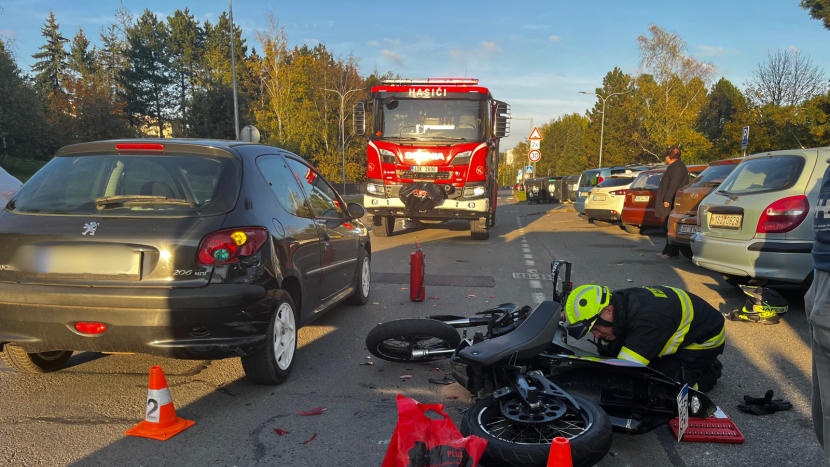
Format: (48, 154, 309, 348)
(691, 147, 830, 286)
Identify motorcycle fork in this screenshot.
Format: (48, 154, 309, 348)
(499, 367, 581, 412)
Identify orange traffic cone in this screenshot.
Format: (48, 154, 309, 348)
(126, 366, 195, 441)
(547, 436, 572, 467)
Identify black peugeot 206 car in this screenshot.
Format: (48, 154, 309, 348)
(0, 139, 371, 385)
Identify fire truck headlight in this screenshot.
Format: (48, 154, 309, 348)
(367, 183, 385, 197)
(379, 149, 397, 164)
(451, 151, 472, 166)
(463, 186, 486, 199)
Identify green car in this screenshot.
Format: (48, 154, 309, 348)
(691, 147, 830, 286)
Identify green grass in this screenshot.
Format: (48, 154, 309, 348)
(0, 156, 48, 183)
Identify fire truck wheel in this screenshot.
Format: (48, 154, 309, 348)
(372, 216, 394, 237)
(470, 219, 490, 240)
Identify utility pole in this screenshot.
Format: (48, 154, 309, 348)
(229, 0, 240, 141)
(325, 87, 363, 194)
(579, 90, 631, 168)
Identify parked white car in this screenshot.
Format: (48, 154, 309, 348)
(691, 147, 829, 286)
(583, 175, 637, 227)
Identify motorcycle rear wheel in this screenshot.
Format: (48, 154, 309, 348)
(365, 319, 461, 363)
(460, 394, 612, 467)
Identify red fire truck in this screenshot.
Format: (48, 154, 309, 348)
(353, 78, 510, 240)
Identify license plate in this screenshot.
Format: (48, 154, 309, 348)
(579, 192, 587, 198)
(411, 166, 438, 173)
(18, 245, 140, 276)
(592, 195, 606, 201)
(710, 214, 742, 229)
(677, 384, 689, 441)
(678, 224, 699, 234)
(634, 195, 650, 203)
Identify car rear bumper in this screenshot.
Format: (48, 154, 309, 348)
(584, 208, 621, 222)
(365, 195, 488, 220)
(690, 234, 813, 283)
(574, 198, 586, 213)
(0, 282, 277, 359)
(668, 213, 699, 246)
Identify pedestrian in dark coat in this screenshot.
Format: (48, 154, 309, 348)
(655, 147, 687, 258)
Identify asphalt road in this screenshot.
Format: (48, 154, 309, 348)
(0, 189, 825, 466)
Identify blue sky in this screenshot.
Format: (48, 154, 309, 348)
(1, 0, 828, 150)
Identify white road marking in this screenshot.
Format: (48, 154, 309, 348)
(525, 260, 536, 266)
(522, 248, 531, 253)
(532, 293, 546, 304)
(529, 280, 542, 288)
(524, 254, 533, 259)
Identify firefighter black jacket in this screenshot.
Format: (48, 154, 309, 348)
(606, 286, 725, 365)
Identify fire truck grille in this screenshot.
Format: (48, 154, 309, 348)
(396, 170, 451, 180)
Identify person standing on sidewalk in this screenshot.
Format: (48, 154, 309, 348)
(806, 162, 830, 466)
(654, 146, 687, 259)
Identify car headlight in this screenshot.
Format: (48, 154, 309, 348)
(451, 151, 472, 166)
(463, 186, 486, 198)
(366, 183, 385, 196)
(379, 149, 397, 164)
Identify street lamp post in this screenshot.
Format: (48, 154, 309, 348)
(325, 87, 363, 195)
(579, 90, 631, 168)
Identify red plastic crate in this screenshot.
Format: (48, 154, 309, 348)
(669, 407, 745, 444)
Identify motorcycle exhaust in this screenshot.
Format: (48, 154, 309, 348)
(412, 349, 455, 358)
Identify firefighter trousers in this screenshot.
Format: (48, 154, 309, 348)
(648, 346, 724, 392)
(805, 269, 830, 466)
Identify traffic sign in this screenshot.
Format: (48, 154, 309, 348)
(525, 166, 533, 174)
(528, 127, 542, 140)
(741, 126, 750, 151)
(528, 150, 541, 162)
(530, 140, 540, 150)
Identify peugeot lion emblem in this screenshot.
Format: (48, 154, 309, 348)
(82, 222, 99, 236)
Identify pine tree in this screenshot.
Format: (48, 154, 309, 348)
(31, 10, 69, 98)
(167, 8, 204, 133)
(119, 9, 174, 137)
(68, 28, 96, 78)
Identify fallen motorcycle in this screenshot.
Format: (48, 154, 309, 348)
(366, 260, 718, 467)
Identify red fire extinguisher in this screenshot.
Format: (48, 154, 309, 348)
(410, 242, 426, 301)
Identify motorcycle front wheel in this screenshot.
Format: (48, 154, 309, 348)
(460, 394, 612, 467)
(365, 319, 461, 363)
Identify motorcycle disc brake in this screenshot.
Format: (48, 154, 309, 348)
(499, 394, 567, 426)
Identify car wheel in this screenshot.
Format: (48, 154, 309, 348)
(623, 224, 641, 235)
(0, 344, 72, 374)
(347, 249, 371, 306)
(679, 246, 694, 260)
(593, 219, 613, 228)
(372, 216, 394, 237)
(241, 293, 298, 385)
(470, 219, 490, 240)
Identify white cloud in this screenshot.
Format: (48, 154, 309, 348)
(380, 50, 405, 67)
(696, 45, 739, 57)
(0, 29, 15, 39)
(383, 38, 401, 46)
(366, 40, 379, 47)
(303, 38, 321, 46)
(480, 41, 502, 53)
(549, 35, 560, 42)
(788, 45, 800, 52)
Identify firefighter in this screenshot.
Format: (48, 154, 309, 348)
(563, 284, 725, 391)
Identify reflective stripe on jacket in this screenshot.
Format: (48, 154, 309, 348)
(612, 286, 725, 366)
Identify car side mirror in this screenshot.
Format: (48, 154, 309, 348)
(353, 101, 366, 136)
(347, 202, 366, 219)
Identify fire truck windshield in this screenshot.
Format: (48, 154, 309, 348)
(374, 92, 486, 142)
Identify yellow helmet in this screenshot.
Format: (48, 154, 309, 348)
(563, 284, 611, 339)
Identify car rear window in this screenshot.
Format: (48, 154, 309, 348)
(597, 177, 634, 188)
(579, 170, 601, 187)
(631, 172, 664, 190)
(689, 164, 739, 188)
(717, 156, 805, 196)
(7, 154, 241, 217)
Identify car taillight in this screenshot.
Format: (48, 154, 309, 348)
(757, 196, 809, 234)
(610, 189, 628, 196)
(75, 322, 107, 334)
(196, 227, 269, 265)
(598, 177, 604, 184)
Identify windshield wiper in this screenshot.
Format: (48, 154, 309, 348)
(700, 181, 721, 187)
(95, 195, 197, 208)
(716, 190, 738, 201)
(423, 136, 468, 141)
(379, 136, 418, 141)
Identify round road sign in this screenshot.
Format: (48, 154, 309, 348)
(528, 150, 541, 162)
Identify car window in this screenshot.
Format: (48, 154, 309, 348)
(718, 156, 805, 196)
(630, 172, 664, 190)
(689, 164, 738, 188)
(285, 158, 345, 219)
(8, 154, 240, 217)
(256, 155, 312, 218)
(579, 170, 600, 187)
(597, 177, 634, 188)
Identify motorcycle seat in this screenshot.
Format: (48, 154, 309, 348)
(458, 300, 560, 366)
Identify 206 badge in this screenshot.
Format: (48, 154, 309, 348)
(82, 222, 99, 236)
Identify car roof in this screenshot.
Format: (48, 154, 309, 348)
(54, 139, 264, 159)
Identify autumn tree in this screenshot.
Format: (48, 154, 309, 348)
(0, 39, 50, 160)
(31, 10, 69, 98)
(697, 78, 747, 158)
(745, 49, 827, 107)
